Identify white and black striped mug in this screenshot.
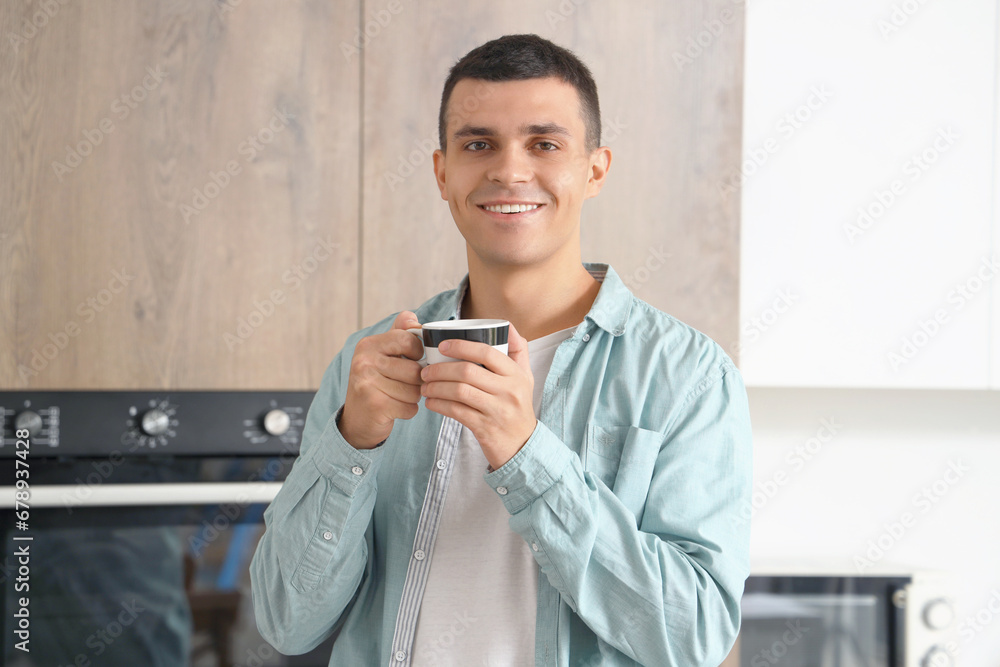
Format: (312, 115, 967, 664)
(407, 319, 509, 367)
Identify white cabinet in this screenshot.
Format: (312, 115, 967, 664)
(739, 0, 998, 388)
(993, 101, 1000, 389)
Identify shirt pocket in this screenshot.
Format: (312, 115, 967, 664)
(585, 423, 662, 524)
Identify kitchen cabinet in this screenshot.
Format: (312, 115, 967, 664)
(994, 191, 1000, 388)
(738, 0, 998, 388)
(1, 1, 746, 388)
(0, 2, 361, 389)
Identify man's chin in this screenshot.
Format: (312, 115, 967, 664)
(465, 244, 544, 271)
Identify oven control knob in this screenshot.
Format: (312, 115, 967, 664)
(262, 409, 291, 436)
(922, 646, 952, 667)
(14, 410, 43, 436)
(923, 598, 955, 630)
(140, 409, 170, 436)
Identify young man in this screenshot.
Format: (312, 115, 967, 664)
(251, 34, 751, 666)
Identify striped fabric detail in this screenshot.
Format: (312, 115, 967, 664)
(388, 416, 464, 665)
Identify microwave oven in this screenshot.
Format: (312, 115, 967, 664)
(721, 566, 956, 667)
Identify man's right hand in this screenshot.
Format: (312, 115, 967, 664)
(338, 310, 425, 449)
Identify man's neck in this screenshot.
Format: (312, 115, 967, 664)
(460, 255, 601, 342)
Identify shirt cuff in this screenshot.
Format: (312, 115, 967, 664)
(301, 404, 387, 496)
(483, 420, 575, 514)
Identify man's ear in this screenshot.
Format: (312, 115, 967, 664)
(584, 146, 612, 200)
(433, 149, 448, 201)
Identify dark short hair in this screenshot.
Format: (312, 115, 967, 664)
(438, 34, 601, 153)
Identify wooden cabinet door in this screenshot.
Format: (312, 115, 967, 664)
(0, 2, 361, 389)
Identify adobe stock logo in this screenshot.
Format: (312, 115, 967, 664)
(732, 417, 841, 527)
(180, 107, 294, 224)
(6, 0, 71, 55)
(886, 255, 998, 372)
(620, 246, 671, 293)
(877, 0, 933, 39)
(672, 7, 740, 72)
(223, 236, 339, 349)
(748, 620, 810, 667)
(339, 0, 405, 61)
(17, 268, 135, 381)
(51, 65, 168, 182)
(843, 127, 958, 244)
(854, 459, 968, 573)
(719, 86, 833, 198)
(545, 0, 589, 29)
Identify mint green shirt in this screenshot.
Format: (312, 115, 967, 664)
(250, 264, 752, 666)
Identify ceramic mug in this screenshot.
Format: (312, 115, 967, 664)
(407, 319, 510, 367)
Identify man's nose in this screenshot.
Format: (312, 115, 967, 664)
(486, 146, 532, 185)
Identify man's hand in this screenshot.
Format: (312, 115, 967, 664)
(338, 311, 425, 449)
(419, 323, 536, 470)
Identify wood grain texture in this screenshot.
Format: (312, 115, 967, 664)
(1, 0, 743, 390)
(0, 1, 361, 389)
(361, 0, 744, 360)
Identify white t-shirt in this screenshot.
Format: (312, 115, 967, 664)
(410, 325, 577, 666)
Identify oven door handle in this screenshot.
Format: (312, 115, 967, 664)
(0, 482, 284, 508)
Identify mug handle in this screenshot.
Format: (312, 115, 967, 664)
(405, 328, 428, 368)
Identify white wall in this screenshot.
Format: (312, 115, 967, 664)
(746, 387, 1000, 665)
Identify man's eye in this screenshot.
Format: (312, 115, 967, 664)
(466, 141, 489, 151)
(536, 141, 558, 151)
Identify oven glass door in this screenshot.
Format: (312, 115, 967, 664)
(2, 458, 336, 667)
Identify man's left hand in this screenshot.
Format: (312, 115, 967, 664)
(420, 323, 536, 470)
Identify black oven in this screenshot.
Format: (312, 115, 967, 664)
(1, 391, 337, 667)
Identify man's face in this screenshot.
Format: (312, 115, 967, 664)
(432, 76, 610, 271)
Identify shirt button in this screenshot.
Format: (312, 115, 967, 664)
(532, 542, 539, 552)
(582, 333, 590, 342)
(436, 459, 446, 470)
(323, 531, 333, 541)
(395, 650, 406, 662)
(414, 549, 425, 561)
(496, 486, 508, 495)
(351, 465, 363, 476)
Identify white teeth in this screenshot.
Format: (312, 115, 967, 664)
(483, 204, 539, 214)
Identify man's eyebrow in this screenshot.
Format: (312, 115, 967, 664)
(452, 125, 495, 140)
(451, 122, 573, 142)
(519, 122, 571, 137)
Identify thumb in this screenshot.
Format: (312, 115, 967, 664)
(506, 322, 530, 372)
(393, 310, 420, 330)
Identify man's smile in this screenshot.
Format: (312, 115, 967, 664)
(476, 203, 545, 217)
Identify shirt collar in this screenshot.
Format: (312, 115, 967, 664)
(581, 263, 632, 336)
(430, 262, 632, 336)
